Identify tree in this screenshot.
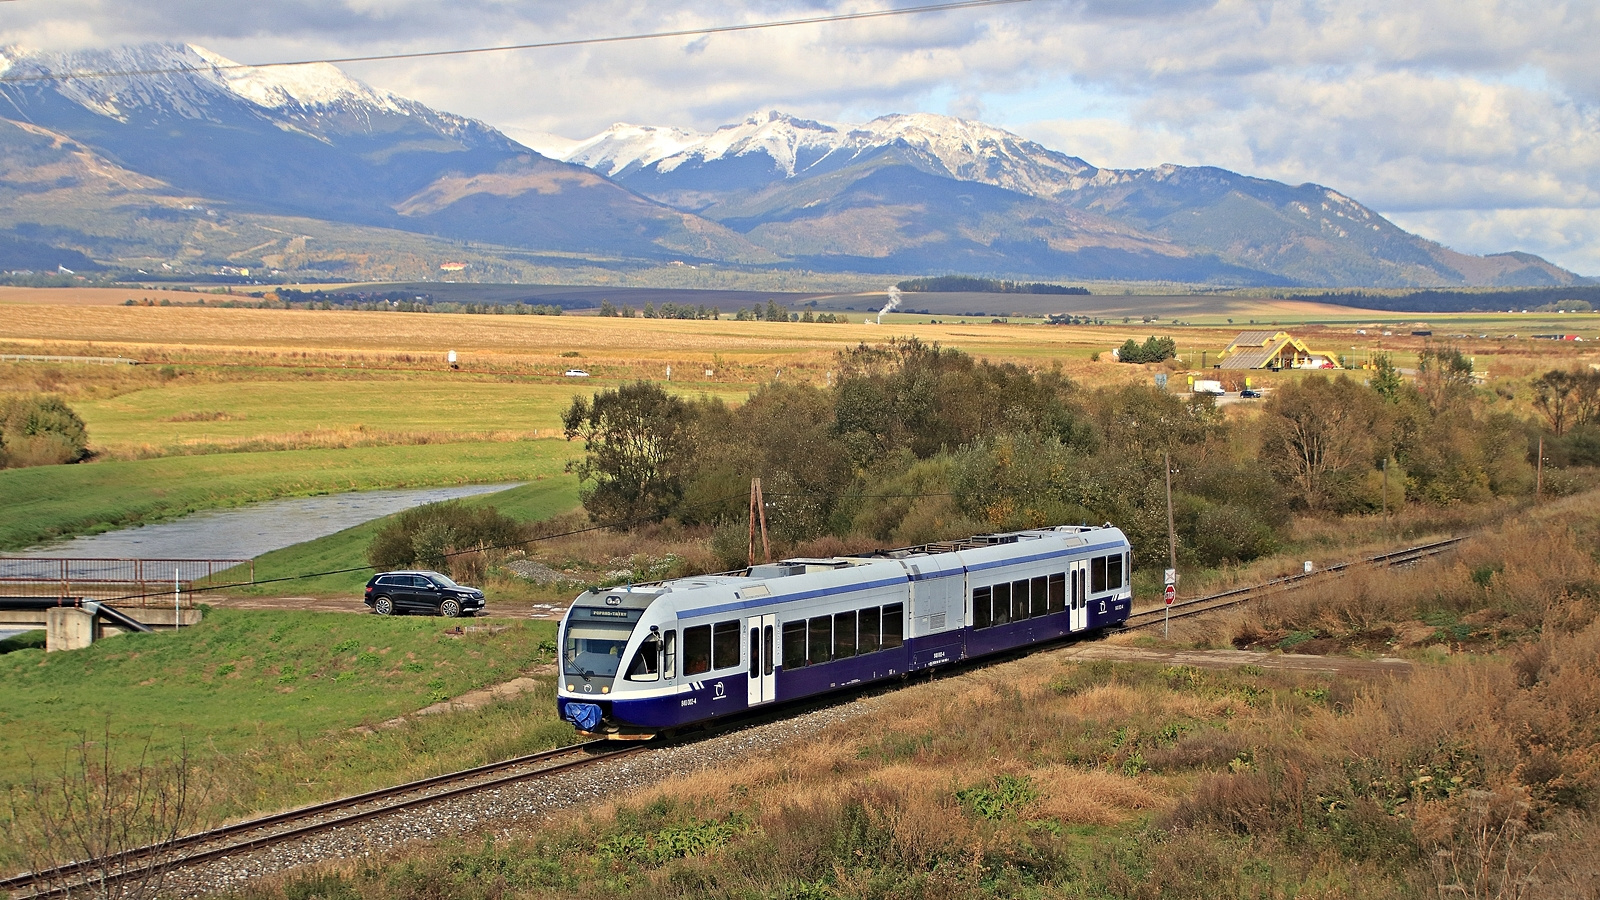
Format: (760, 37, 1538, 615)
(1116, 336, 1177, 364)
(0, 393, 90, 468)
(1258, 375, 1388, 511)
(1532, 369, 1578, 435)
(1416, 342, 1475, 410)
(1370, 353, 1404, 401)
(562, 381, 698, 523)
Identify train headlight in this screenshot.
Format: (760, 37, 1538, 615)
(601, 686, 610, 694)
(566, 684, 574, 691)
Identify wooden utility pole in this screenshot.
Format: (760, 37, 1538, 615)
(1536, 436, 1544, 502)
(748, 478, 771, 566)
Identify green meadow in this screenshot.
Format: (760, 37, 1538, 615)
(72, 377, 749, 456)
(0, 440, 576, 551)
(0, 609, 574, 844)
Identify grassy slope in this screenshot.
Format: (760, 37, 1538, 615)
(0, 440, 577, 551)
(0, 609, 573, 828)
(227, 477, 582, 597)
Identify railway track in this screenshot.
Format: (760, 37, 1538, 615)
(1124, 536, 1464, 630)
(5, 536, 1466, 897)
(1, 740, 647, 899)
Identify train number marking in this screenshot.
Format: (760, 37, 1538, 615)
(681, 697, 697, 707)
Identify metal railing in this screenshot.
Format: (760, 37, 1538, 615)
(0, 558, 252, 603)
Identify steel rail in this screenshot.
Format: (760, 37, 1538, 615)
(1, 740, 644, 897)
(1124, 536, 1463, 630)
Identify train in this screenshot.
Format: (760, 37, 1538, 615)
(555, 524, 1133, 738)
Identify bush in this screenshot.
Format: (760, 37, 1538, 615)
(1116, 336, 1177, 364)
(0, 393, 89, 468)
(366, 501, 524, 579)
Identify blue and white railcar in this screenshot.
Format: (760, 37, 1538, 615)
(555, 524, 1132, 738)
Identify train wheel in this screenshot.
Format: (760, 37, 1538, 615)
(441, 599, 462, 618)
(374, 596, 394, 616)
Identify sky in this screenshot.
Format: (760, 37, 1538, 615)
(3, 0, 1597, 275)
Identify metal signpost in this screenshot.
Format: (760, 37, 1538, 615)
(1163, 569, 1176, 637)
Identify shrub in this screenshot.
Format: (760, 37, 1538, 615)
(1116, 335, 1177, 363)
(366, 501, 524, 578)
(0, 393, 89, 468)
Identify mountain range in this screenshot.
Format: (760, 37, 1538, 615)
(0, 43, 1585, 288)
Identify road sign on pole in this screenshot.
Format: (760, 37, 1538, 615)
(1163, 584, 1176, 605)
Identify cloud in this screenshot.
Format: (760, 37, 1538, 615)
(1, 1, 1597, 272)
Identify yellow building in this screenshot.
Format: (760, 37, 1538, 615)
(1217, 331, 1340, 370)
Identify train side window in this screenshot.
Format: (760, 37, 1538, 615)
(782, 620, 807, 669)
(1091, 556, 1108, 594)
(808, 616, 832, 665)
(992, 582, 1012, 625)
(663, 629, 676, 679)
(749, 626, 760, 678)
(1031, 576, 1048, 617)
(712, 620, 741, 670)
(1048, 573, 1066, 613)
(859, 606, 881, 653)
(624, 631, 661, 681)
(834, 610, 857, 659)
(1011, 580, 1030, 619)
(764, 625, 774, 676)
(973, 586, 992, 629)
(882, 603, 904, 648)
(1108, 554, 1124, 590)
(684, 625, 711, 676)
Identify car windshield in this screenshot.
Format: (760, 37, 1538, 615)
(563, 621, 635, 679)
(428, 573, 460, 587)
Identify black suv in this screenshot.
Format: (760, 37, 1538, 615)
(364, 571, 485, 617)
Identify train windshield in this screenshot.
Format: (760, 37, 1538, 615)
(564, 621, 635, 679)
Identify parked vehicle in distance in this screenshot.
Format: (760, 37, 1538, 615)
(1193, 379, 1225, 396)
(365, 571, 485, 617)
(564, 369, 590, 377)
(1239, 388, 1262, 399)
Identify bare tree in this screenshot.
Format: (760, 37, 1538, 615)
(4, 726, 201, 899)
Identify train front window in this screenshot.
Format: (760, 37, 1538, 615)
(625, 632, 662, 682)
(564, 622, 634, 679)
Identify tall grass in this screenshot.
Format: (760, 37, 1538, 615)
(215, 494, 1600, 900)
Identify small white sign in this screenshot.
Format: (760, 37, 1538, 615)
(1304, 560, 1314, 574)
(1164, 568, 1176, 586)
(447, 350, 457, 364)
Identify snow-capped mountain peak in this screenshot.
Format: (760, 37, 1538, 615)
(0, 43, 415, 121)
(551, 109, 1098, 197)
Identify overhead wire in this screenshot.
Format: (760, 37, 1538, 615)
(0, 0, 1035, 84)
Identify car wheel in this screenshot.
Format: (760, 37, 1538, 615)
(440, 598, 462, 618)
(373, 596, 395, 616)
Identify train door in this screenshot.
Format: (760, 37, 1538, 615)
(746, 613, 776, 705)
(1070, 561, 1088, 631)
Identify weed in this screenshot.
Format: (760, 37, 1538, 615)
(956, 774, 1040, 821)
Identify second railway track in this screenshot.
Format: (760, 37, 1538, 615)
(1125, 536, 1464, 630)
(1, 740, 647, 899)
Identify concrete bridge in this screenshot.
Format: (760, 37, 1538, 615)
(0, 600, 202, 652)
